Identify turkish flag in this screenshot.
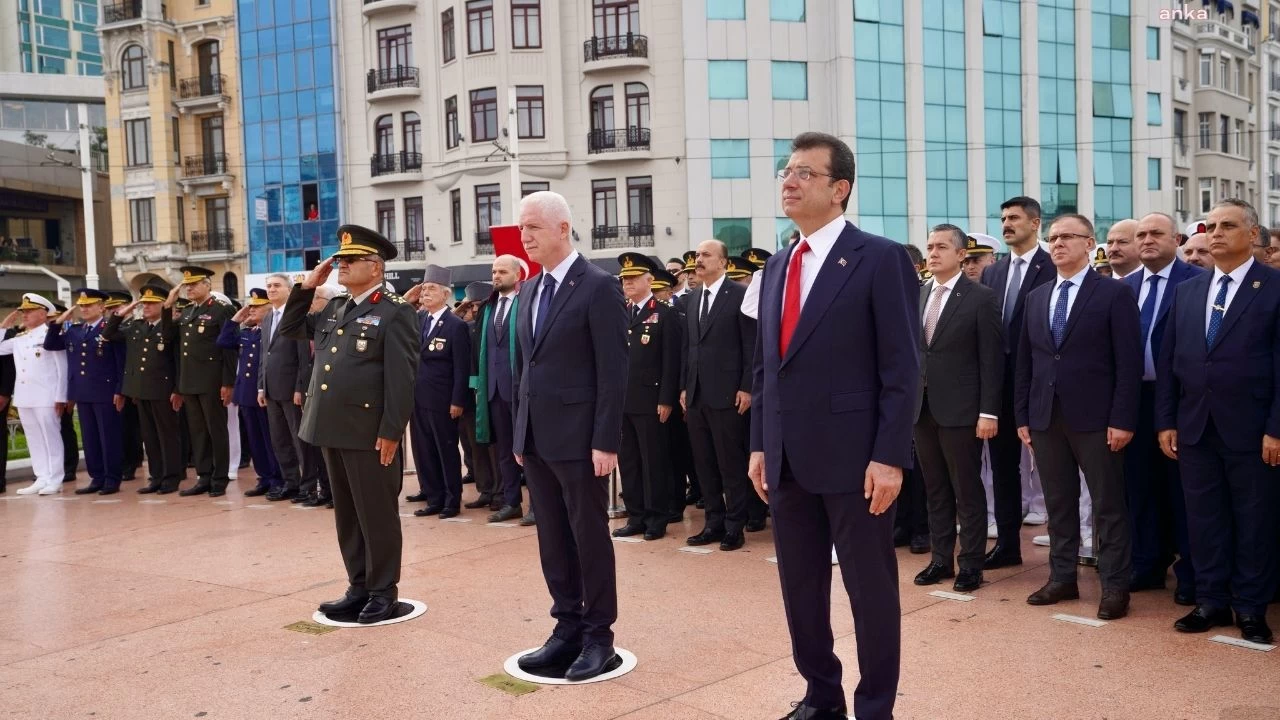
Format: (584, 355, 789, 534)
(490, 225, 541, 280)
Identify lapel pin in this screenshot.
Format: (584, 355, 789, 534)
(838, 257, 847, 267)
(569, 280, 576, 287)
(1253, 281, 1261, 289)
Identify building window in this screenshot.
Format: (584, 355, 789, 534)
(476, 183, 501, 233)
(405, 197, 424, 253)
(710, 139, 749, 178)
(521, 182, 550, 197)
(467, 0, 495, 54)
(770, 0, 805, 22)
(1199, 53, 1212, 87)
(470, 87, 498, 141)
(377, 25, 413, 70)
(1220, 115, 1230, 153)
(171, 116, 181, 162)
(1234, 119, 1245, 156)
(445, 96, 460, 148)
(1147, 158, 1161, 191)
(1235, 59, 1244, 96)
(1221, 179, 1231, 202)
(625, 82, 649, 130)
(403, 112, 421, 157)
(627, 176, 652, 228)
(1220, 58, 1230, 91)
(1174, 48, 1187, 82)
(450, 189, 462, 244)
(512, 0, 542, 49)
(590, 85, 614, 132)
(1146, 27, 1159, 59)
(1174, 109, 1187, 151)
(125, 119, 151, 167)
(771, 61, 808, 100)
(375, 115, 394, 155)
(122, 45, 146, 90)
(516, 86, 545, 139)
(441, 9, 456, 63)
(75, 0, 98, 24)
(1200, 179, 1213, 212)
(130, 198, 155, 243)
(707, 0, 744, 20)
(1147, 93, 1162, 126)
(592, 179, 618, 229)
(376, 200, 396, 241)
(1199, 112, 1212, 149)
(167, 41, 176, 89)
(593, 0, 639, 38)
(708, 60, 748, 99)
(36, 26, 69, 50)
(1175, 176, 1187, 213)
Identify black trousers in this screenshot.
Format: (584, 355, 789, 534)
(460, 409, 499, 500)
(410, 406, 462, 510)
(523, 443, 618, 646)
(136, 397, 181, 489)
(1031, 403, 1132, 590)
(490, 396, 523, 509)
(121, 400, 143, 474)
(322, 445, 403, 598)
(772, 455, 899, 720)
(668, 409, 698, 509)
(1126, 382, 1195, 589)
(183, 391, 229, 491)
(619, 411, 674, 531)
(988, 363, 1025, 548)
(61, 409, 78, 479)
(686, 403, 751, 534)
(894, 446, 929, 538)
(266, 396, 320, 492)
(914, 394, 987, 571)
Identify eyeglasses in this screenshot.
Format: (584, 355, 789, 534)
(1046, 232, 1093, 245)
(335, 255, 378, 265)
(776, 166, 835, 182)
(1253, 243, 1278, 254)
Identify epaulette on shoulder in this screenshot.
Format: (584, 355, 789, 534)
(387, 293, 407, 305)
(213, 296, 232, 306)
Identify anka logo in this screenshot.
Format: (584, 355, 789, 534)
(1158, 3, 1210, 20)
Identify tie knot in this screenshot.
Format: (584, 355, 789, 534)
(794, 239, 811, 255)
(1220, 275, 1232, 287)
(1059, 280, 1073, 291)
(543, 274, 557, 289)
(1013, 257, 1023, 267)
(1148, 275, 1160, 284)
(932, 284, 947, 297)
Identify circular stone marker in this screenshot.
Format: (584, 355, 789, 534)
(502, 647, 637, 685)
(311, 599, 426, 628)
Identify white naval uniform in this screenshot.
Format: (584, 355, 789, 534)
(0, 325, 67, 492)
(226, 402, 240, 480)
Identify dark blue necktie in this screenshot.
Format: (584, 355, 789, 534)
(1206, 275, 1231, 347)
(1139, 275, 1161, 348)
(1051, 280, 1073, 348)
(534, 274, 556, 340)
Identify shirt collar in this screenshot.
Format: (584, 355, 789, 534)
(799, 215, 848, 255)
(543, 251, 580, 287)
(930, 273, 962, 292)
(1010, 243, 1039, 263)
(1055, 265, 1091, 290)
(499, 288, 518, 300)
(350, 286, 378, 305)
(702, 273, 726, 297)
(1212, 256, 1255, 288)
(631, 294, 653, 309)
(1143, 260, 1176, 282)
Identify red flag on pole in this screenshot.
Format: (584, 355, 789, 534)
(490, 225, 541, 280)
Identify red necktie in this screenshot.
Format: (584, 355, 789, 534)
(779, 239, 810, 357)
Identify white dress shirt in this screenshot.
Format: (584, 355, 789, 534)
(783, 214, 845, 310)
(425, 307, 446, 336)
(1204, 256, 1255, 333)
(1004, 244, 1040, 301)
(922, 272, 961, 320)
(532, 250, 579, 336)
(266, 305, 284, 346)
(1138, 261, 1174, 381)
(1046, 265, 1092, 327)
(698, 273, 727, 317)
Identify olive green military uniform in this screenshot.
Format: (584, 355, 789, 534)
(177, 294, 237, 493)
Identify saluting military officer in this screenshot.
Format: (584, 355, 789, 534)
(216, 288, 283, 495)
(105, 291, 144, 481)
(612, 253, 683, 541)
(0, 294, 68, 495)
(164, 266, 237, 498)
(44, 288, 127, 495)
(104, 284, 183, 494)
(278, 225, 419, 624)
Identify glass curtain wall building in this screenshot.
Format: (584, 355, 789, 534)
(237, 0, 341, 274)
(1092, 0, 1134, 238)
(983, 0, 1023, 236)
(853, 0, 908, 242)
(922, 0, 968, 229)
(11, 0, 105, 76)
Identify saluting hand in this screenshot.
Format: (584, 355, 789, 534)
(116, 300, 140, 317)
(56, 306, 76, 325)
(231, 306, 252, 324)
(302, 257, 335, 290)
(376, 437, 398, 466)
(163, 284, 183, 308)
(1, 310, 18, 328)
(863, 461, 902, 515)
(402, 283, 425, 305)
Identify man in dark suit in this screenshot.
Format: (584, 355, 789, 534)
(1015, 213, 1142, 619)
(511, 190, 628, 682)
(257, 273, 322, 503)
(613, 252, 682, 541)
(279, 225, 419, 624)
(458, 281, 500, 512)
(1123, 213, 1204, 603)
(912, 224, 1004, 593)
(981, 196, 1056, 569)
(215, 290, 282, 493)
(1157, 199, 1280, 644)
(473, 256, 525, 523)
(405, 264, 471, 519)
(682, 239, 757, 551)
(750, 133, 919, 720)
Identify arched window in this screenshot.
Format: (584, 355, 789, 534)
(222, 272, 238, 300)
(624, 82, 648, 130)
(375, 115, 395, 156)
(122, 45, 146, 90)
(196, 40, 221, 94)
(590, 85, 614, 133)
(402, 111, 421, 156)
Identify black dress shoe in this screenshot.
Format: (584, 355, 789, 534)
(1027, 580, 1080, 606)
(438, 507, 460, 519)
(462, 473, 475, 485)
(156, 485, 179, 495)
(778, 701, 848, 720)
(488, 504, 522, 522)
(745, 519, 767, 533)
(209, 488, 226, 498)
(612, 523, 645, 538)
(318, 589, 369, 615)
(291, 492, 312, 504)
(686, 528, 725, 546)
(137, 483, 161, 494)
(1174, 605, 1234, 633)
(303, 494, 332, 508)
(719, 532, 744, 551)
(644, 529, 665, 541)
(356, 596, 397, 624)
(266, 488, 297, 502)
(564, 643, 619, 681)
(243, 486, 269, 497)
(984, 544, 1023, 569)
(694, 499, 705, 509)
(405, 492, 430, 502)
(1174, 586, 1196, 606)
(463, 494, 492, 509)
(913, 562, 955, 586)
(178, 483, 210, 497)
(667, 512, 684, 524)
(953, 569, 984, 592)
(892, 526, 910, 547)
(909, 533, 931, 554)
(97, 487, 120, 496)
(414, 504, 444, 517)
(1236, 614, 1274, 644)
(489, 499, 503, 511)
(74, 485, 104, 495)
(517, 635, 583, 671)
(1097, 589, 1130, 620)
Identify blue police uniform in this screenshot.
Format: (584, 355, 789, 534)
(216, 315, 282, 488)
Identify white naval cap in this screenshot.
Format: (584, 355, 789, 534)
(1185, 220, 1207, 237)
(18, 293, 56, 312)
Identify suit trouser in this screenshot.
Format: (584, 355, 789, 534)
(265, 396, 313, 491)
(18, 406, 64, 488)
(988, 363, 1026, 549)
(914, 394, 986, 571)
(240, 403, 281, 486)
(742, 409, 768, 525)
(410, 406, 462, 509)
(136, 397, 181, 489)
(183, 391, 229, 490)
(322, 446, 403, 598)
(490, 396, 523, 508)
(1126, 382, 1195, 589)
(619, 411, 674, 531)
(1031, 403, 1132, 590)
(61, 410, 77, 479)
(78, 401, 122, 489)
(1179, 419, 1280, 616)
(522, 443, 618, 646)
(894, 446, 930, 538)
(121, 399, 143, 473)
(686, 403, 751, 534)
(668, 410, 698, 508)
(771, 454, 899, 720)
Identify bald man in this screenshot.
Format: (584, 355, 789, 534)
(1182, 232, 1212, 269)
(1106, 219, 1140, 279)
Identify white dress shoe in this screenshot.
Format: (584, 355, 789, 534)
(1023, 512, 1048, 525)
(1032, 534, 1050, 547)
(987, 523, 998, 540)
(15, 483, 42, 495)
(38, 484, 62, 495)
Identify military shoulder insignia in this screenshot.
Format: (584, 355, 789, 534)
(387, 293, 407, 305)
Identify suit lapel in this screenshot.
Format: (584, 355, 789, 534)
(1211, 262, 1266, 350)
(532, 257, 586, 354)
(783, 228, 863, 365)
(1017, 249, 1051, 314)
(698, 282, 733, 340)
(1059, 270, 1098, 346)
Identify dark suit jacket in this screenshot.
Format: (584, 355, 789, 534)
(415, 308, 471, 412)
(1122, 259, 1205, 374)
(1155, 260, 1280, 452)
(1015, 269, 1142, 433)
(624, 297, 682, 415)
(512, 255, 629, 461)
(750, 221, 921, 494)
(258, 306, 313, 402)
(982, 247, 1055, 356)
(683, 278, 755, 409)
(913, 274, 1004, 426)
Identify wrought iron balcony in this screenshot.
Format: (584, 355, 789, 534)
(190, 229, 233, 253)
(370, 151, 423, 177)
(583, 33, 649, 62)
(103, 0, 142, 23)
(587, 127, 651, 154)
(475, 231, 494, 255)
(591, 224, 655, 250)
(179, 74, 228, 99)
(394, 237, 427, 262)
(367, 66, 420, 93)
(183, 153, 229, 178)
